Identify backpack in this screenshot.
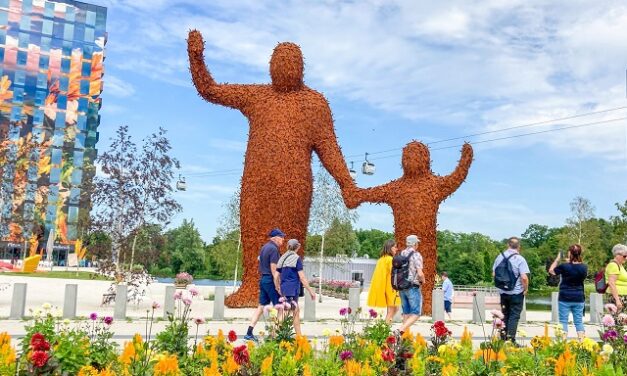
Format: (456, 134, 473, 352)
(494, 251, 519, 291)
(391, 250, 416, 291)
(594, 261, 618, 293)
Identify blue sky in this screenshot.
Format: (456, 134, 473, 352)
(90, 0, 627, 242)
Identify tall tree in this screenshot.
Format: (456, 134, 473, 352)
(611, 200, 627, 244)
(561, 196, 604, 273)
(92, 126, 139, 266)
(165, 219, 206, 276)
(565, 196, 596, 244)
(308, 164, 357, 301)
(323, 218, 360, 256)
(128, 128, 181, 269)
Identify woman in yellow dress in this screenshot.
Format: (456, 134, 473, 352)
(367, 239, 400, 322)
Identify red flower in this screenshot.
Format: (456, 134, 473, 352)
(435, 325, 450, 337)
(386, 335, 396, 345)
(433, 320, 445, 328)
(233, 345, 250, 365)
(228, 330, 237, 343)
(381, 347, 395, 362)
(30, 333, 50, 351)
(401, 352, 413, 359)
(31, 351, 49, 367)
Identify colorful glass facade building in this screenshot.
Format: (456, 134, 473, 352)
(0, 0, 106, 256)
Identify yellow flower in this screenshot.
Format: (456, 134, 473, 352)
(322, 328, 331, 336)
(154, 354, 180, 376)
(302, 364, 312, 376)
(119, 341, 136, 365)
(260, 355, 273, 375)
(442, 364, 458, 376)
(554, 347, 575, 376)
(414, 333, 427, 349)
(279, 340, 293, 353)
(295, 335, 311, 360)
(426, 355, 443, 363)
(78, 366, 115, 376)
(461, 326, 473, 347)
(0, 75, 13, 103)
(474, 348, 507, 362)
(581, 338, 598, 353)
(601, 344, 613, 356)
(344, 359, 362, 376)
(203, 364, 221, 376)
(223, 356, 239, 375)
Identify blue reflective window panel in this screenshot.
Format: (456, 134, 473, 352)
(74, 133, 85, 149)
(73, 150, 84, 167)
(51, 148, 62, 164)
(13, 87, 23, 103)
(84, 27, 94, 42)
(59, 76, 69, 91)
(68, 206, 78, 223)
(44, 2, 53, 18)
(33, 109, 44, 125)
(83, 44, 92, 58)
(52, 129, 64, 147)
(19, 16, 30, 32)
(34, 89, 45, 105)
(41, 36, 51, 51)
(67, 224, 77, 239)
(65, 7, 75, 22)
(18, 31, 29, 48)
(81, 61, 90, 76)
(76, 114, 86, 130)
(11, 106, 21, 121)
(14, 70, 25, 85)
(69, 187, 79, 205)
(0, 10, 7, 25)
(42, 19, 52, 35)
(86, 11, 96, 26)
(71, 170, 81, 185)
(61, 57, 70, 72)
(55, 107, 67, 125)
(52, 21, 63, 39)
(17, 50, 27, 65)
(49, 167, 60, 184)
(74, 24, 84, 41)
(38, 55, 49, 70)
(46, 204, 55, 217)
(57, 94, 67, 110)
(64, 24, 74, 41)
(80, 79, 89, 95)
(77, 98, 87, 113)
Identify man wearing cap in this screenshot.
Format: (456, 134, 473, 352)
(397, 234, 425, 335)
(244, 228, 285, 341)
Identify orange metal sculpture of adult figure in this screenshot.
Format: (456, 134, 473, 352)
(187, 31, 357, 307)
(354, 141, 473, 314)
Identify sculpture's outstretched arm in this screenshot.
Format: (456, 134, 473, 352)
(312, 101, 361, 208)
(187, 30, 255, 110)
(438, 143, 473, 199)
(357, 185, 389, 205)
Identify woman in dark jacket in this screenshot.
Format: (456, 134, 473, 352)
(549, 244, 587, 339)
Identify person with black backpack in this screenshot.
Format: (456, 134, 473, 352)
(492, 237, 530, 344)
(392, 234, 425, 336)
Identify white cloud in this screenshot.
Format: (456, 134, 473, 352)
(104, 0, 627, 159)
(104, 75, 136, 98)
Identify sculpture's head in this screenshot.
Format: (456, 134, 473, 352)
(402, 141, 431, 176)
(270, 42, 304, 92)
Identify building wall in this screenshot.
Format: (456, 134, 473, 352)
(303, 256, 377, 287)
(0, 0, 106, 246)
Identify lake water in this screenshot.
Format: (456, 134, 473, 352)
(156, 278, 240, 286)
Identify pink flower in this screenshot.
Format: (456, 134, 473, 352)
(174, 291, 183, 300)
(103, 316, 113, 325)
(152, 302, 161, 309)
(274, 304, 285, 311)
(602, 314, 615, 327)
(605, 303, 618, 314)
(339, 308, 348, 316)
(368, 309, 378, 319)
(493, 318, 504, 329)
(89, 312, 98, 321)
(194, 317, 205, 325)
(340, 350, 353, 361)
(617, 313, 627, 325)
(183, 298, 192, 306)
(490, 309, 504, 320)
(471, 290, 477, 296)
(279, 297, 286, 303)
(189, 287, 199, 297)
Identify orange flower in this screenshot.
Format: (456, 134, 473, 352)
(329, 335, 344, 347)
(203, 364, 221, 376)
(154, 354, 180, 376)
(344, 359, 362, 376)
(295, 335, 311, 360)
(119, 341, 136, 365)
(473, 348, 507, 362)
(461, 326, 473, 347)
(555, 347, 575, 376)
(0, 75, 13, 103)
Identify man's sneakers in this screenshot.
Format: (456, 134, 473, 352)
(244, 333, 258, 342)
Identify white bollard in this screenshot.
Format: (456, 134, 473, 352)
(304, 290, 316, 321)
(9, 283, 27, 319)
(520, 297, 527, 323)
(432, 289, 445, 321)
(551, 292, 559, 323)
(348, 287, 360, 314)
(164, 286, 175, 319)
(213, 286, 225, 320)
(472, 292, 485, 324)
(114, 284, 127, 320)
(63, 284, 78, 319)
(589, 293, 604, 324)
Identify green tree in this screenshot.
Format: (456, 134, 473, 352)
(446, 253, 484, 285)
(206, 230, 241, 280)
(164, 219, 206, 276)
(521, 224, 551, 248)
(355, 229, 394, 258)
(611, 200, 627, 244)
(323, 218, 359, 256)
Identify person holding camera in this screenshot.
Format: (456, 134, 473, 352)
(549, 244, 587, 339)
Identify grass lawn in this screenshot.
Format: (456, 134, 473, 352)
(0, 271, 112, 281)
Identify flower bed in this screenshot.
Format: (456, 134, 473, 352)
(309, 279, 360, 299)
(0, 303, 625, 375)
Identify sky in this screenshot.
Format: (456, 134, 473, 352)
(89, 0, 627, 243)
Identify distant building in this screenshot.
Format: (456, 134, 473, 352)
(0, 0, 106, 261)
(303, 256, 377, 287)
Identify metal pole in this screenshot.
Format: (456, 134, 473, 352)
(318, 233, 325, 303)
(233, 234, 241, 289)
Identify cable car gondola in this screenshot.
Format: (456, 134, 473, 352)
(362, 153, 375, 175)
(176, 175, 186, 191)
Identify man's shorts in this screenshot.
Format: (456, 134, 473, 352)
(444, 300, 452, 313)
(399, 286, 422, 315)
(259, 275, 279, 306)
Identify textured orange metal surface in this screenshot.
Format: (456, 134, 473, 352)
(356, 141, 473, 314)
(188, 31, 357, 307)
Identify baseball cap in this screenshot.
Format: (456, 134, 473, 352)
(406, 234, 420, 245)
(268, 228, 286, 238)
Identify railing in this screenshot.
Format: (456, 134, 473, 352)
(434, 285, 500, 296)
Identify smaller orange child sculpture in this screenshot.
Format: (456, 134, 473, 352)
(352, 141, 473, 314)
